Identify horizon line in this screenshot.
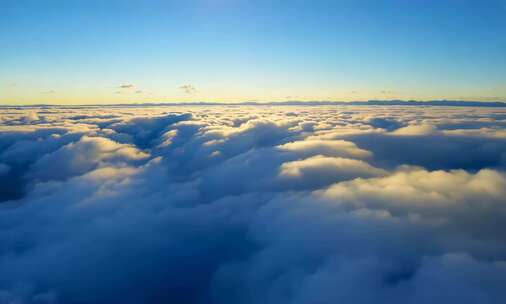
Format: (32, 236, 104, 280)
(1, 99, 506, 108)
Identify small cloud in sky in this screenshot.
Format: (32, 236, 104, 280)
(118, 84, 135, 89)
(179, 84, 197, 94)
(115, 84, 148, 95)
(41, 90, 56, 94)
(380, 90, 396, 95)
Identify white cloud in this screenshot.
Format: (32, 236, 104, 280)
(278, 139, 372, 159)
(279, 155, 386, 181)
(0, 105, 505, 303)
(392, 124, 438, 136)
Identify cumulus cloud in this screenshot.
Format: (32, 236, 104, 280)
(20, 112, 41, 123)
(116, 84, 145, 95)
(392, 124, 438, 136)
(278, 139, 372, 159)
(279, 156, 387, 188)
(29, 136, 149, 181)
(0, 104, 505, 303)
(118, 84, 135, 89)
(179, 84, 197, 94)
(380, 90, 397, 96)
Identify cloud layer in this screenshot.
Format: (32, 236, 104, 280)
(0, 105, 506, 303)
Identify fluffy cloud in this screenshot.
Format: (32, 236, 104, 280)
(278, 138, 372, 158)
(29, 136, 149, 181)
(179, 84, 197, 94)
(392, 124, 438, 136)
(118, 84, 135, 89)
(0, 105, 505, 303)
(279, 156, 387, 188)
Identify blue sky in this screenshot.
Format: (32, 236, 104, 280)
(1, 0, 505, 104)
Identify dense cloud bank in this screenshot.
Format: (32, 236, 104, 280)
(1, 105, 506, 303)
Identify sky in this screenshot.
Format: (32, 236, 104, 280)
(1, 0, 506, 105)
(2, 104, 506, 303)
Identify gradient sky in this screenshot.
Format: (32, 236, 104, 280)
(1, 0, 506, 104)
